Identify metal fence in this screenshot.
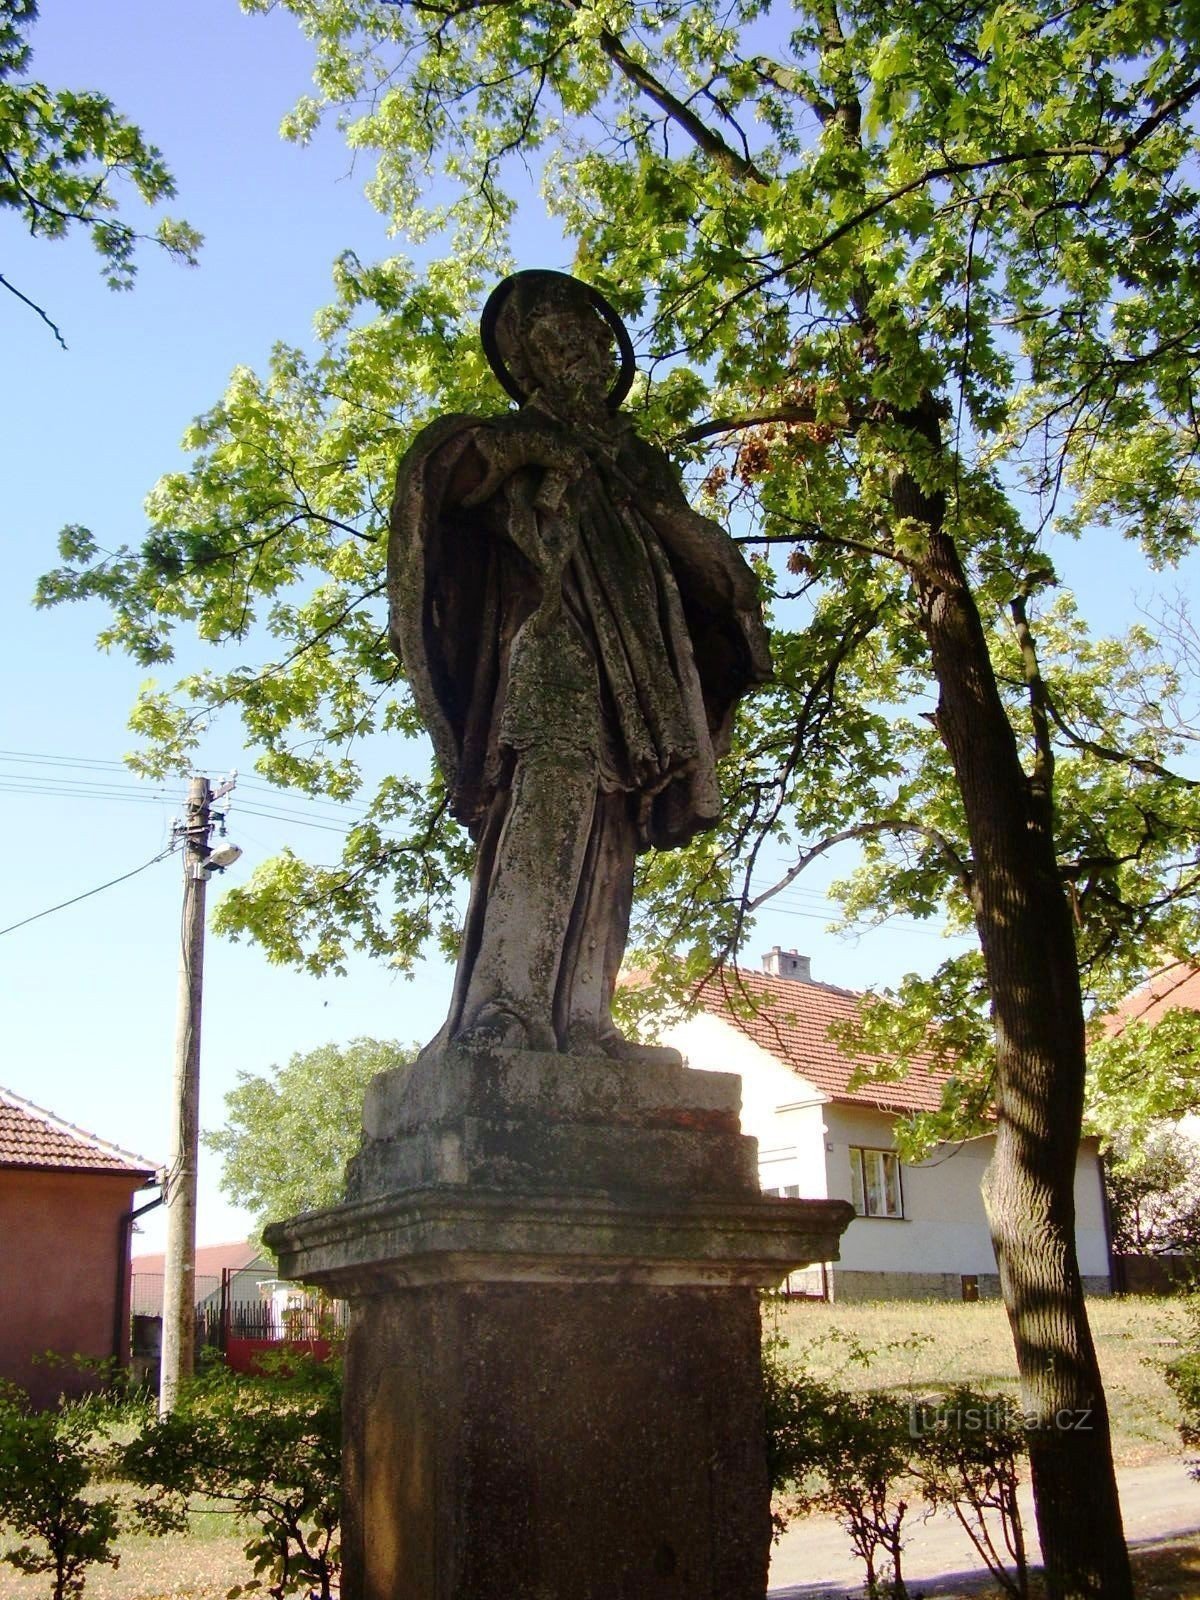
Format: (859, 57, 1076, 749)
(220, 1300, 348, 1342)
(132, 1269, 347, 1353)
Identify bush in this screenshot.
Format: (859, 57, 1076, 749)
(0, 1380, 121, 1600)
(910, 1386, 1029, 1598)
(764, 1335, 1029, 1600)
(765, 1336, 914, 1598)
(122, 1353, 341, 1600)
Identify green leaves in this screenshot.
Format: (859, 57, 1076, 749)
(0, 1384, 122, 1600)
(204, 1038, 416, 1227)
(0, 3, 199, 342)
(1088, 1009, 1200, 1152)
(123, 1357, 341, 1600)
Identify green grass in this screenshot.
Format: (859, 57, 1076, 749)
(769, 1292, 1189, 1467)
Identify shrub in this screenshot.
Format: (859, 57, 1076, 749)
(0, 1381, 121, 1600)
(909, 1386, 1029, 1598)
(764, 1337, 914, 1598)
(1164, 1294, 1200, 1473)
(764, 1334, 1030, 1600)
(122, 1353, 341, 1600)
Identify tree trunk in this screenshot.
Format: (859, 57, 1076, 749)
(893, 398, 1133, 1600)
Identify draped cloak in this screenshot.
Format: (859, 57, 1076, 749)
(388, 403, 772, 854)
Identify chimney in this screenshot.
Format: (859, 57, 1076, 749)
(761, 947, 813, 982)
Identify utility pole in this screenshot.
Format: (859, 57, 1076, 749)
(159, 773, 237, 1414)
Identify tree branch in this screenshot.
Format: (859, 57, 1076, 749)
(677, 401, 869, 442)
(746, 523, 918, 571)
(1038, 679, 1200, 789)
(1010, 593, 1055, 806)
(747, 819, 973, 913)
(587, 19, 768, 185)
(0, 270, 67, 348)
(750, 55, 827, 112)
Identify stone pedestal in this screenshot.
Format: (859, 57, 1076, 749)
(266, 1047, 852, 1600)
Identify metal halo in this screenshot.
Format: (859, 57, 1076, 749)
(480, 269, 636, 410)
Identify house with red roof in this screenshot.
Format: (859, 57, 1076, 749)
(128, 1240, 276, 1386)
(1102, 959, 1200, 1036)
(1096, 960, 1200, 1289)
(0, 1086, 158, 1407)
(130, 1239, 272, 1318)
(659, 950, 1113, 1301)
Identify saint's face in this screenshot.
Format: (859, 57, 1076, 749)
(519, 301, 618, 407)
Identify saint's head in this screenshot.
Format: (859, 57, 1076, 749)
(482, 271, 635, 414)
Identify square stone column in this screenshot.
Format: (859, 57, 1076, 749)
(266, 1047, 852, 1600)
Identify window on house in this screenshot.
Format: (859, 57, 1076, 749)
(849, 1147, 903, 1218)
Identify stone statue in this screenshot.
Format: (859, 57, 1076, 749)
(388, 269, 770, 1059)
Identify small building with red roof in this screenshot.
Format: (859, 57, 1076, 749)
(659, 950, 1112, 1301)
(130, 1239, 271, 1318)
(0, 1085, 158, 1407)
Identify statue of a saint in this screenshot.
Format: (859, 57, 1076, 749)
(389, 270, 770, 1059)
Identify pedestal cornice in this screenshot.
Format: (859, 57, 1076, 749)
(265, 1185, 854, 1295)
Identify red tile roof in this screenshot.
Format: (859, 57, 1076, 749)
(131, 1241, 266, 1279)
(1104, 962, 1200, 1034)
(696, 968, 950, 1114)
(0, 1085, 157, 1178)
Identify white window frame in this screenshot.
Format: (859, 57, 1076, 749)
(849, 1146, 904, 1219)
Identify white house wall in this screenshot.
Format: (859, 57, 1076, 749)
(1072, 1138, 1111, 1279)
(665, 1007, 1112, 1299)
(665, 1011, 829, 1196)
(825, 1103, 996, 1277)
(823, 1106, 1110, 1284)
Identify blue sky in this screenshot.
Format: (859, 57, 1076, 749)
(2, 1, 1187, 1252)
(1, 0, 457, 1250)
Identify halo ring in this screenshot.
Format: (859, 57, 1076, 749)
(480, 269, 636, 410)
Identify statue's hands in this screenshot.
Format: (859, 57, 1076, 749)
(459, 430, 590, 509)
(533, 468, 573, 515)
(526, 435, 591, 514)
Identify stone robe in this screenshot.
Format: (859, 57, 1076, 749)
(388, 398, 771, 1046)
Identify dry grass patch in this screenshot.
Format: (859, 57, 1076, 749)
(1122, 1533, 1200, 1600)
(770, 1293, 1187, 1466)
(0, 1494, 246, 1600)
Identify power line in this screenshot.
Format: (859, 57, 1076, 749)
(234, 802, 363, 835)
(0, 752, 965, 932)
(230, 776, 370, 811)
(0, 845, 177, 939)
(0, 750, 372, 803)
(0, 778, 374, 836)
(0, 751, 373, 822)
(0, 777, 178, 803)
(0, 748, 128, 770)
(0, 773, 367, 828)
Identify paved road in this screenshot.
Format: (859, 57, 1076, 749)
(768, 1458, 1200, 1598)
